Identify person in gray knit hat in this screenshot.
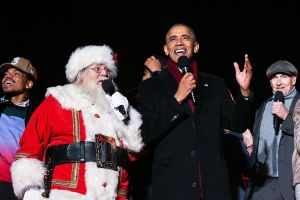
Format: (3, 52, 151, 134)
(246, 60, 299, 200)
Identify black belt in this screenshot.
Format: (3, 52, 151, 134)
(46, 141, 130, 170)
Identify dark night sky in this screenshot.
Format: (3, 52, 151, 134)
(1, 0, 299, 107)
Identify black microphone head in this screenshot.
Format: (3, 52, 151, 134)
(102, 79, 115, 96)
(274, 91, 284, 102)
(178, 56, 190, 70)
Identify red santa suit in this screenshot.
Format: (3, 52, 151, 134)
(11, 83, 144, 200)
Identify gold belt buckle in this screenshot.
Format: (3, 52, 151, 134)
(95, 134, 117, 171)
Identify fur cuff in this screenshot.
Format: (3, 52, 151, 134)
(11, 158, 45, 199)
(117, 106, 144, 152)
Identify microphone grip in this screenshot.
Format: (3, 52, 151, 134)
(116, 105, 127, 116)
(181, 66, 196, 103)
(190, 91, 196, 103)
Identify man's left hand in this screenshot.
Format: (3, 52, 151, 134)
(233, 54, 252, 96)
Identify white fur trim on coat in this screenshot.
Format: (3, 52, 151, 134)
(11, 158, 45, 199)
(65, 45, 118, 82)
(114, 106, 144, 152)
(23, 189, 86, 200)
(49, 189, 85, 200)
(46, 84, 144, 153)
(45, 84, 104, 111)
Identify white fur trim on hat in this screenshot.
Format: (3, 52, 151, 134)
(65, 45, 118, 82)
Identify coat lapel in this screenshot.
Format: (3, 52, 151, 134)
(159, 70, 210, 114)
(194, 73, 210, 113)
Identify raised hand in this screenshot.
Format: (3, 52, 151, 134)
(233, 54, 252, 96)
(144, 56, 162, 72)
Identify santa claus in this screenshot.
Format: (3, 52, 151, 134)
(11, 45, 144, 200)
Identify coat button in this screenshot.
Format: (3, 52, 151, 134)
(191, 150, 195, 157)
(170, 114, 179, 122)
(192, 182, 197, 188)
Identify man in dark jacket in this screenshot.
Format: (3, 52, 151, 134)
(138, 23, 253, 200)
(246, 60, 299, 200)
(0, 57, 37, 200)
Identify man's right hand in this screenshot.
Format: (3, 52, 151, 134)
(174, 73, 196, 103)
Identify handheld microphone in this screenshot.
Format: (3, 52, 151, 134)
(102, 79, 127, 116)
(273, 91, 284, 134)
(102, 79, 116, 96)
(178, 56, 196, 103)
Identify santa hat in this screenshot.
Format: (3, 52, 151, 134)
(65, 45, 118, 82)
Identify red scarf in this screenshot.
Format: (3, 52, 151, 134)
(166, 59, 198, 112)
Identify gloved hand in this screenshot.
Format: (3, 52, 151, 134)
(23, 188, 45, 200)
(110, 92, 129, 121)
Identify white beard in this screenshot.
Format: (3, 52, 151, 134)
(78, 77, 110, 111)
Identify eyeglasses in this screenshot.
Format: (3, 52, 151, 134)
(87, 65, 110, 74)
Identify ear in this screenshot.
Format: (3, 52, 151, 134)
(193, 42, 200, 53)
(163, 45, 169, 56)
(25, 80, 33, 89)
(293, 77, 297, 85)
